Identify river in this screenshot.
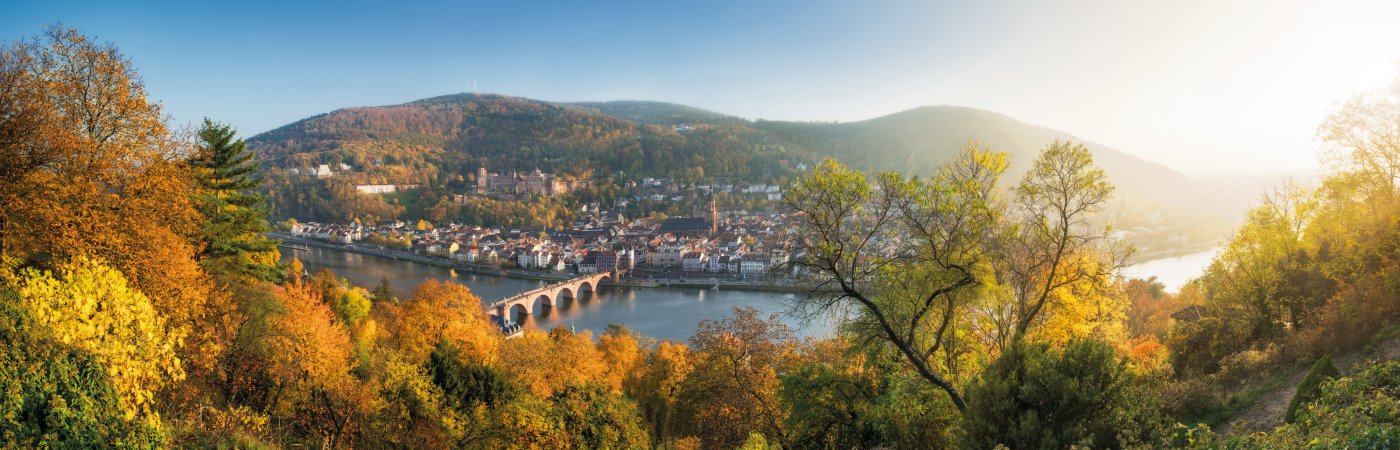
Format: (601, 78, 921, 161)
(283, 245, 1219, 341)
(282, 246, 834, 342)
(1122, 247, 1221, 292)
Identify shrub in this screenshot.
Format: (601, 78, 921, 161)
(1284, 354, 1340, 424)
(0, 288, 164, 447)
(962, 338, 1170, 449)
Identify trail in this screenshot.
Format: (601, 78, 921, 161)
(1215, 336, 1400, 435)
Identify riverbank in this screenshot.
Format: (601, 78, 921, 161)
(270, 232, 814, 294)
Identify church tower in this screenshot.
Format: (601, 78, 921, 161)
(708, 194, 718, 236)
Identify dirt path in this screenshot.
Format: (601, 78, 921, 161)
(1215, 337, 1400, 435)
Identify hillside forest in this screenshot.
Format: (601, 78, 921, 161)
(7, 26, 1400, 449)
(245, 80, 1237, 255)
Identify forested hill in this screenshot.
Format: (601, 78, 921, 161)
(753, 107, 1200, 208)
(248, 93, 1203, 207)
(249, 94, 790, 180)
(560, 100, 742, 125)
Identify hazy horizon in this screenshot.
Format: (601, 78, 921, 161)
(6, 0, 1400, 177)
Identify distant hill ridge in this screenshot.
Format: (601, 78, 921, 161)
(248, 93, 1200, 206)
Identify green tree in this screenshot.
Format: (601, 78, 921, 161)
(548, 383, 650, 449)
(191, 118, 281, 282)
(962, 338, 1167, 449)
(372, 276, 395, 304)
(779, 360, 883, 448)
(785, 146, 1005, 412)
(428, 339, 516, 410)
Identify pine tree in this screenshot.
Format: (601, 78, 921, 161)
(192, 118, 281, 281)
(372, 277, 395, 304)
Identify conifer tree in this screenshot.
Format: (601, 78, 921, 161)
(191, 118, 281, 281)
(372, 277, 395, 304)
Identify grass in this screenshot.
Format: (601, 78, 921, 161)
(1362, 321, 1400, 356)
(378, 189, 421, 212)
(1187, 367, 1298, 427)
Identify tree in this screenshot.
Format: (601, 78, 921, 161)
(383, 279, 499, 365)
(597, 324, 641, 392)
(0, 25, 211, 345)
(785, 146, 1004, 412)
(359, 352, 467, 449)
(677, 306, 795, 449)
(265, 274, 365, 448)
(372, 277, 395, 304)
(1318, 75, 1400, 198)
(626, 340, 693, 446)
(191, 118, 281, 282)
(779, 344, 884, 449)
(334, 287, 371, 327)
(499, 327, 607, 397)
(11, 256, 185, 426)
(548, 383, 650, 449)
(428, 338, 516, 410)
(997, 140, 1126, 344)
(962, 338, 1167, 449)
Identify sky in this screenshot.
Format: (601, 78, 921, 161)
(4, 0, 1400, 177)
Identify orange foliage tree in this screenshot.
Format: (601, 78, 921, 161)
(0, 26, 213, 364)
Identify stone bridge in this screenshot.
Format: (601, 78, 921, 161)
(486, 271, 616, 330)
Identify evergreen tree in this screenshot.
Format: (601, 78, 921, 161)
(372, 277, 395, 304)
(191, 118, 280, 281)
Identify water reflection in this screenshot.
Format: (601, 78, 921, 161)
(283, 246, 832, 341)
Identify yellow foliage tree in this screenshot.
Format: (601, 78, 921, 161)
(499, 327, 608, 397)
(384, 279, 499, 364)
(13, 256, 185, 425)
(597, 324, 642, 392)
(626, 340, 694, 446)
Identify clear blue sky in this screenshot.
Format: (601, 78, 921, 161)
(5, 0, 1400, 176)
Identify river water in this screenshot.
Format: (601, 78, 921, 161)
(282, 246, 831, 342)
(1122, 247, 1221, 292)
(283, 245, 1218, 341)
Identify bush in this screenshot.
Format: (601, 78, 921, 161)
(1284, 354, 1340, 424)
(962, 338, 1170, 449)
(0, 289, 164, 447)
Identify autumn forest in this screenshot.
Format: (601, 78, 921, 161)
(7, 20, 1400, 450)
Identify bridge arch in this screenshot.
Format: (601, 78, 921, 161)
(488, 272, 620, 332)
(509, 303, 529, 323)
